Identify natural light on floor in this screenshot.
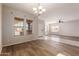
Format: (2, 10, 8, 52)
(56, 53, 66, 56)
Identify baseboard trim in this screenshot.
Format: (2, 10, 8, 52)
(50, 34, 79, 38)
(2, 38, 38, 47)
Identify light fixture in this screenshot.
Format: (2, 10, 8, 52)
(38, 6, 43, 9)
(42, 9, 46, 12)
(58, 16, 64, 23)
(33, 8, 37, 11)
(34, 11, 38, 13)
(33, 4, 46, 16)
(39, 11, 42, 14)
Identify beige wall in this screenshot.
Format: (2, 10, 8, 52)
(0, 4, 2, 53)
(2, 5, 38, 46)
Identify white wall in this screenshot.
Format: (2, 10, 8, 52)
(45, 21, 58, 35)
(49, 23, 60, 35)
(38, 20, 45, 36)
(0, 4, 2, 53)
(59, 20, 79, 37)
(2, 5, 38, 46)
(46, 20, 79, 37)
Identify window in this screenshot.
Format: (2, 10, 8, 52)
(14, 17, 24, 36)
(26, 20, 33, 34)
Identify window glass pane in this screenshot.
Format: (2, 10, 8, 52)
(14, 17, 24, 36)
(25, 23, 28, 30)
(26, 20, 33, 34)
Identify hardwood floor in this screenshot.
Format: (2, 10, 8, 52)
(1, 35, 79, 56)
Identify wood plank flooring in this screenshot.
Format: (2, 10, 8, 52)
(1, 35, 79, 56)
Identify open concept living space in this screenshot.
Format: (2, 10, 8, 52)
(0, 3, 79, 56)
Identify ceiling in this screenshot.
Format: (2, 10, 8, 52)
(3, 3, 79, 22)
